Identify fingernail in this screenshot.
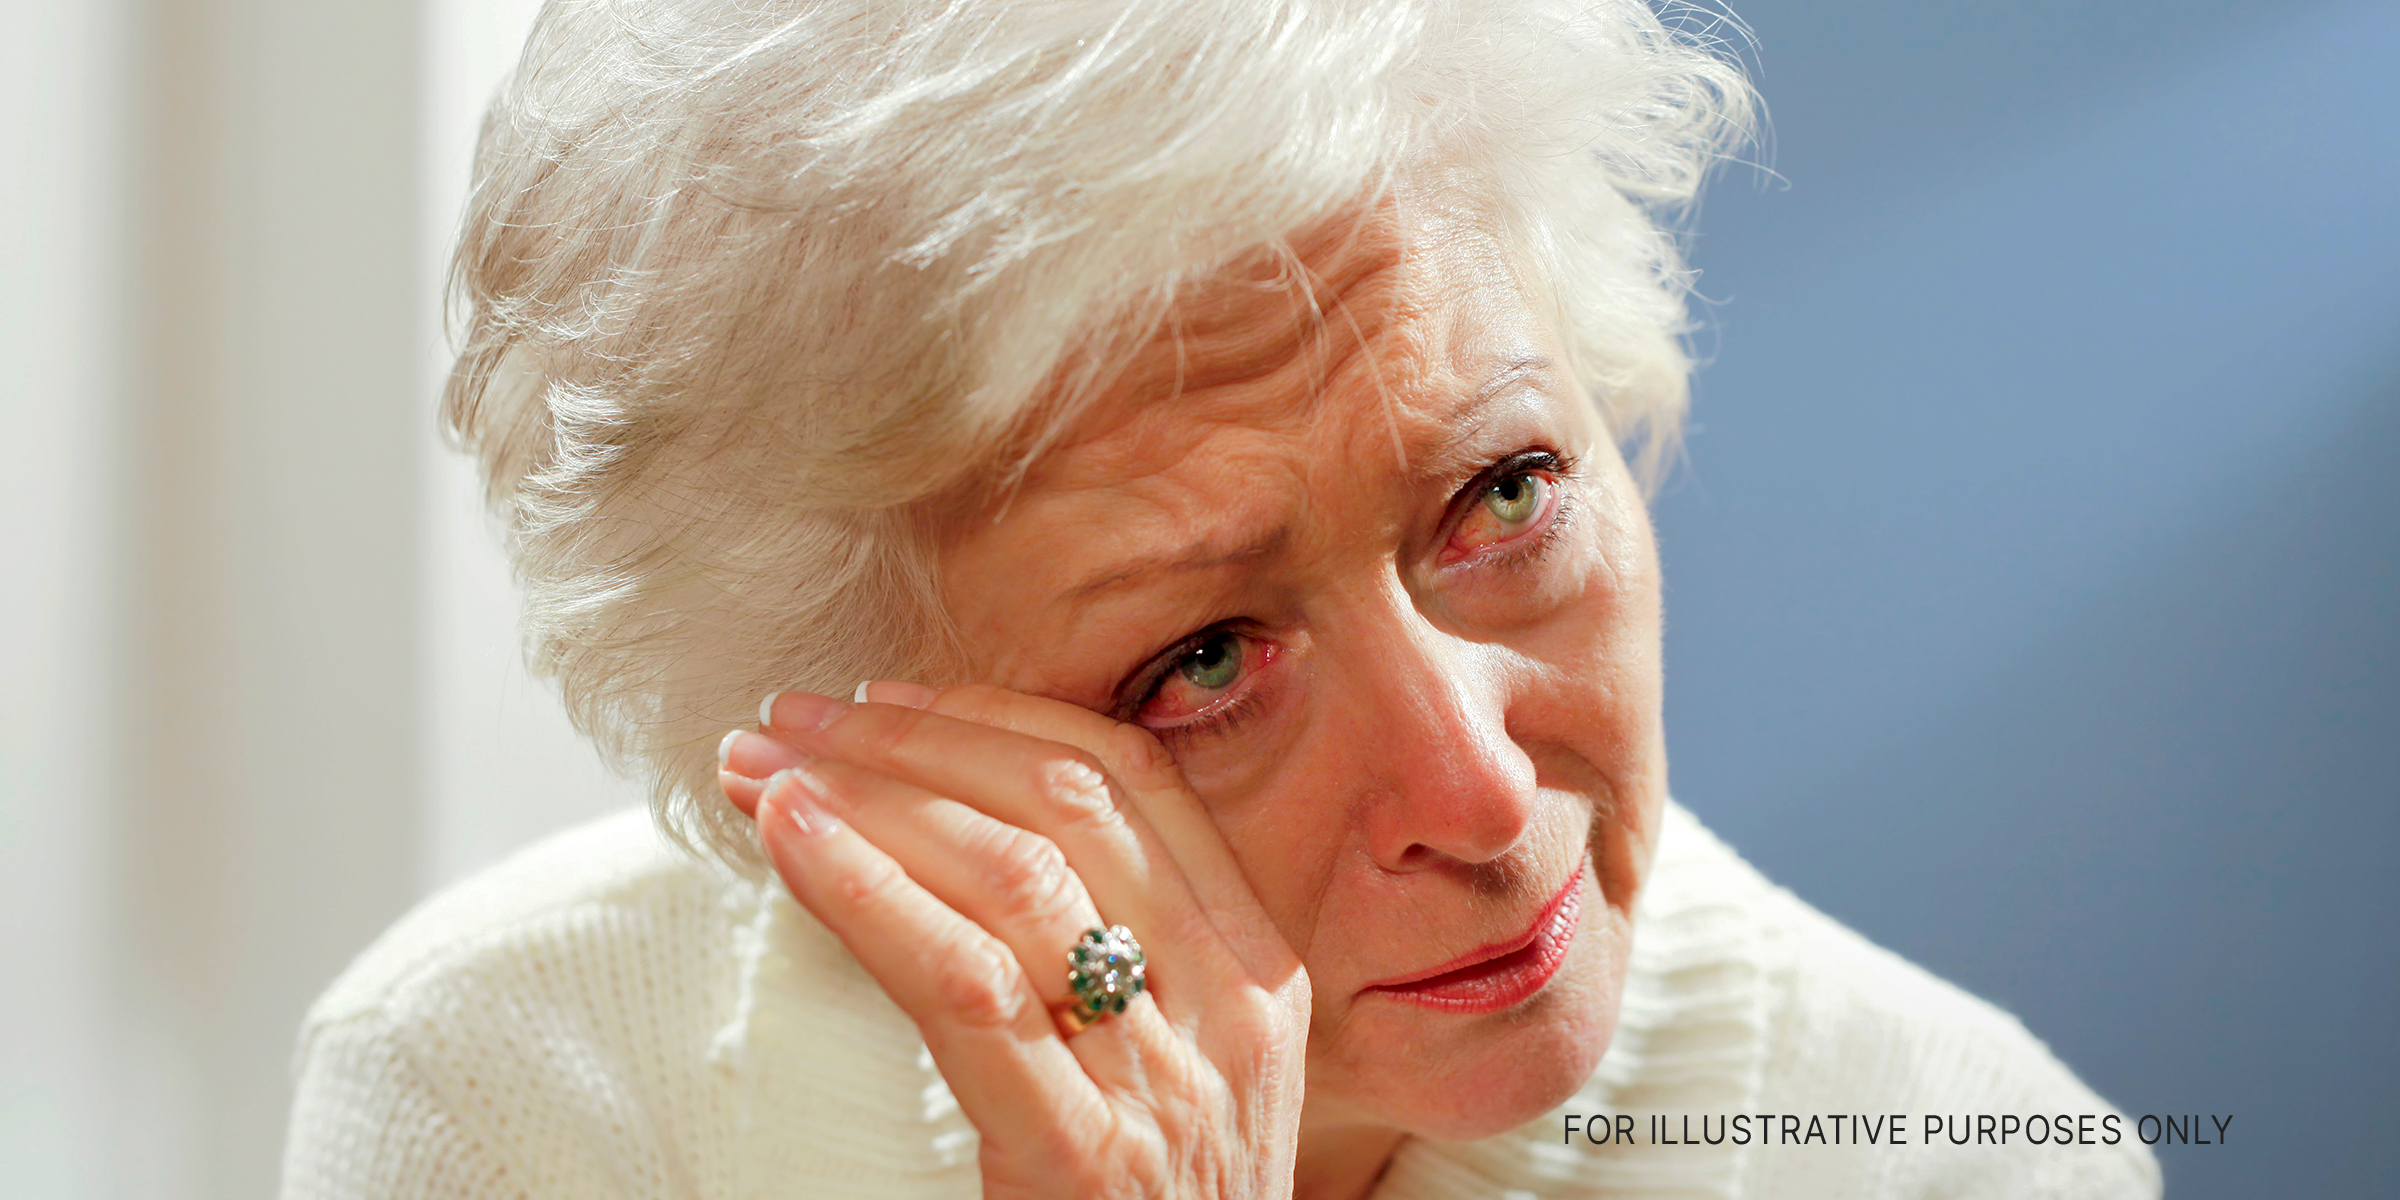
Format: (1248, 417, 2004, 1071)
(766, 766, 839, 837)
(720, 729, 806, 779)
(856, 679, 940, 708)
(760, 690, 846, 732)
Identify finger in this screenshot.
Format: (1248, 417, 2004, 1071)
(763, 692, 1239, 1012)
(763, 763, 1179, 1093)
(858, 679, 940, 707)
(754, 768, 1109, 1143)
(717, 728, 798, 818)
(893, 686, 1308, 1030)
(774, 687, 1288, 982)
(720, 768, 767, 818)
(919, 685, 1286, 964)
(728, 723, 1131, 1015)
(792, 753, 1109, 1012)
(743, 728, 1185, 1076)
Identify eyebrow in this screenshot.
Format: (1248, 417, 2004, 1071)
(1422, 353, 1554, 474)
(1063, 528, 1289, 603)
(1059, 353, 1555, 604)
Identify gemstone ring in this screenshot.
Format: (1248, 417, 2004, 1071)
(1064, 924, 1147, 1030)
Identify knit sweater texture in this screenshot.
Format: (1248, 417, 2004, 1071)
(280, 802, 2160, 1198)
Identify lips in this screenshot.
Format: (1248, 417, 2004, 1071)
(1361, 858, 1587, 1015)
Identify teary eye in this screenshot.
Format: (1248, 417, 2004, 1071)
(1133, 628, 1270, 732)
(1484, 473, 1543, 524)
(1447, 467, 1556, 560)
(1176, 631, 1243, 691)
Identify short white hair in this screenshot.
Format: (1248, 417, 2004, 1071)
(444, 0, 1755, 866)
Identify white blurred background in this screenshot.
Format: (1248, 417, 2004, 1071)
(2, 1, 636, 1196)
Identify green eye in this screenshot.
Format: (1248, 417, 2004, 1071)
(1483, 473, 1543, 525)
(1176, 632, 1243, 691)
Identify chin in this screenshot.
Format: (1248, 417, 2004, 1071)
(1324, 903, 1632, 1142)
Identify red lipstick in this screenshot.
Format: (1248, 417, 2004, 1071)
(1362, 859, 1587, 1015)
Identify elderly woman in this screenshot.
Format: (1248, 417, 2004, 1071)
(283, 1, 2159, 1197)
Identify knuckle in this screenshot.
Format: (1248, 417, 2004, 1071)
(826, 853, 905, 914)
(984, 831, 1078, 925)
(1223, 987, 1287, 1038)
(930, 936, 1030, 1029)
(1032, 752, 1122, 830)
(1209, 987, 1308, 1074)
(1098, 723, 1180, 787)
(854, 702, 933, 757)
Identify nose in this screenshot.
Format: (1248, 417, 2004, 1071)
(1333, 606, 1540, 873)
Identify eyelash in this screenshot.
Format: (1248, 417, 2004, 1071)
(1109, 625, 1261, 734)
(1120, 448, 1581, 744)
(1489, 492, 1578, 573)
(1451, 449, 1578, 570)
(1149, 681, 1267, 742)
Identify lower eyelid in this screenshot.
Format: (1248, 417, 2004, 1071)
(1447, 477, 1564, 564)
(1146, 642, 1277, 737)
(1152, 685, 1266, 742)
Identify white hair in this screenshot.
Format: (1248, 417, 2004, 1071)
(444, 0, 1755, 866)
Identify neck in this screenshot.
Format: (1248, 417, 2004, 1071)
(1292, 1109, 1407, 1200)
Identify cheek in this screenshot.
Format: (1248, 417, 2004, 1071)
(1565, 478, 1661, 690)
(1432, 529, 1592, 629)
(1202, 766, 1352, 961)
(1509, 499, 1661, 726)
(1523, 487, 1666, 899)
(1431, 461, 1658, 643)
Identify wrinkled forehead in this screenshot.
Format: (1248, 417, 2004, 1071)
(927, 190, 1604, 690)
(1001, 193, 1583, 507)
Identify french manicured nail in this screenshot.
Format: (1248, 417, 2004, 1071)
(856, 679, 939, 708)
(720, 729, 806, 779)
(760, 690, 846, 732)
(766, 766, 839, 836)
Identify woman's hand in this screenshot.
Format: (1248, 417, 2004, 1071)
(718, 683, 1311, 1200)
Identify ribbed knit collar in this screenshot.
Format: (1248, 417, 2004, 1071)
(714, 802, 1770, 1200)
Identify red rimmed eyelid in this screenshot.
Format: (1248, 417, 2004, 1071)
(1437, 473, 1559, 566)
(1134, 639, 1279, 729)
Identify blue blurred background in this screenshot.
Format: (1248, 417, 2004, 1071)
(1654, 1, 2400, 1195)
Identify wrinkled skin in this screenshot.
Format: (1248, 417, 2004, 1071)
(721, 189, 1669, 1200)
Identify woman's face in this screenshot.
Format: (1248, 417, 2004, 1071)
(938, 198, 1667, 1141)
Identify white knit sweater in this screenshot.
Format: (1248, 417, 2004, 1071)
(280, 803, 2159, 1199)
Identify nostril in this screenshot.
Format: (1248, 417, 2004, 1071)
(1364, 765, 1542, 872)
